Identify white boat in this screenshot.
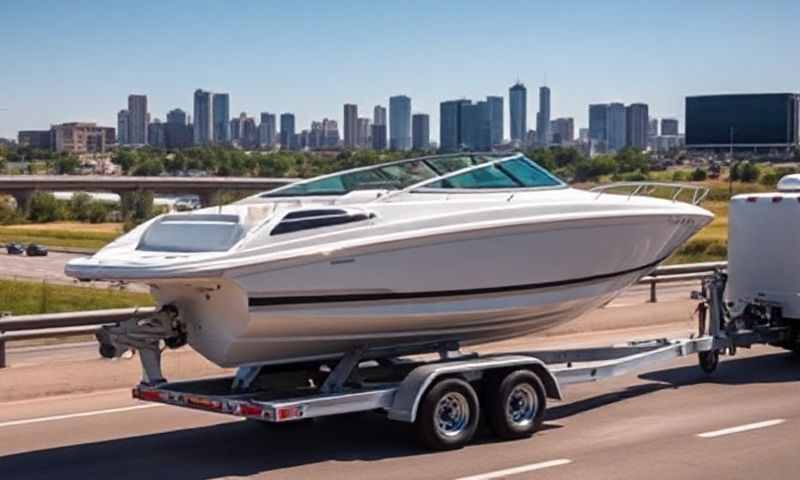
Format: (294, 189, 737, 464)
(65, 153, 713, 368)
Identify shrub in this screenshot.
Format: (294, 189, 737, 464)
(28, 192, 66, 223)
(690, 168, 707, 181)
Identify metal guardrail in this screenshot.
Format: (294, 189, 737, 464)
(0, 263, 729, 368)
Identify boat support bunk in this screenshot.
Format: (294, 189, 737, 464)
(116, 269, 787, 450)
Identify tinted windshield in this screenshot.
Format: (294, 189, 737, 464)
(261, 154, 561, 198)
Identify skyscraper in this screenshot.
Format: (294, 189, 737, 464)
(589, 104, 609, 142)
(193, 89, 213, 146)
(343, 103, 358, 148)
(440, 99, 470, 152)
(128, 94, 148, 145)
(322, 118, 340, 147)
(487, 96, 503, 148)
(259, 113, 276, 148)
(459, 101, 491, 151)
(165, 108, 191, 149)
(212, 93, 230, 144)
(242, 116, 258, 148)
(147, 119, 166, 148)
(412, 113, 430, 150)
(625, 103, 649, 150)
(607, 103, 627, 151)
(117, 110, 129, 145)
(536, 86, 551, 146)
(509, 82, 527, 144)
(661, 118, 679, 135)
(280, 113, 295, 150)
(550, 118, 574, 144)
(357, 117, 371, 148)
(389, 95, 411, 150)
(373, 105, 387, 126)
(371, 125, 387, 150)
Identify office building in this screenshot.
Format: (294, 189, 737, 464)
(117, 110, 129, 145)
(440, 99, 469, 152)
(625, 103, 649, 150)
(460, 101, 492, 151)
(661, 118, 679, 136)
(127, 94, 148, 145)
(578, 128, 589, 143)
(147, 119, 166, 148)
(165, 109, 191, 149)
(686, 93, 800, 150)
(371, 124, 387, 150)
(280, 113, 296, 150)
(17, 130, 52, 149)
(193, 89, 213, 146)
(389, 95, 411, 150)
(649, 118, 659, 138)
(509, 82, 527, 143)
(607, 103, 627, 151)
(212, 93, 231, 144)
(487, 96, 503, 147)
(242, 116, 258, 148)
(536, 86, 551, 146)
(374, 105, 387, 126)
(322, 118, 340, 147)
(52, 123, 115, 153)
(357, 117, 371, 148)
(259, 113, 277, 148)
(588, 104, 608, 142)
(550, 117, 574, 145)
(412, 113, 430, 150)
(343, 103, 358, 148)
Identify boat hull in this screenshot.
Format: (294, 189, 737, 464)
(151, 213, 704, 367)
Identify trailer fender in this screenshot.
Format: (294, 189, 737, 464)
(387, 355, 561, 423)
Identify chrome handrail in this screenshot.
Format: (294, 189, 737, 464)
(589, 182, 710, 206)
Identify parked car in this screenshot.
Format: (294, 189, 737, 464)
(6, 243, 24, 255)
(25, 243, 48, 257)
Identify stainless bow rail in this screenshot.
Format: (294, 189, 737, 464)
(590, 182, 710, 206)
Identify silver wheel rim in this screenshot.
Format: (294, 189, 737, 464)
(506, 383, 537, 427)
(435, 392, 470, 437)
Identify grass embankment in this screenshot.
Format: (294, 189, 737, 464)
(0, 222, 122, 250)
(0, 278, 153, 316)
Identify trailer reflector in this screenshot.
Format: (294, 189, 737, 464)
(276, 405, 305, 421)
(135, 388, 164, 403)
(236, 403, 264, 418)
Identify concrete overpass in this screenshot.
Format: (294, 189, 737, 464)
(0, 175, 299, 211)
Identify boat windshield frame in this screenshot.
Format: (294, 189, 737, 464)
(254, 152, 566, 199)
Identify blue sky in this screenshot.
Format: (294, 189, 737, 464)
(2, 0, 798, 140)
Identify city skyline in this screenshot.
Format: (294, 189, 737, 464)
(2, 1, 799, 140)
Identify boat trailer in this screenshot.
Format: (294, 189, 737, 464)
(116, 268, 794, 450)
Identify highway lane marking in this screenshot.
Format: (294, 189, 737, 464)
(0, 404, 163, 429)
(453, 459, 572, 480)
(697, 419, 786, 438)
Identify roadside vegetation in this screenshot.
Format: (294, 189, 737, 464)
(0, 279, 153, 315)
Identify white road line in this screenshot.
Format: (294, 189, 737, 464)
(697, 419, 786, 438)
(454, 459, 572, 480)
(0, 404, 163, 429)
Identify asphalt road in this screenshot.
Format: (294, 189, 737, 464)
(0, 250, 84, 284)
(1, 340, 798, 479)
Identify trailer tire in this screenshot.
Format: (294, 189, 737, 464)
(699, 350, 719, 374)
(486, 370, 546, 440)
(415, 378, 479, 451)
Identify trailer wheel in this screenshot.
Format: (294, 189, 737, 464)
(699, 350, 719, 374)
(486, 370, 546, 440)
(415, 378, 479, 451)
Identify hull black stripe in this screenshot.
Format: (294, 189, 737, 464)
(248, 256, 667, 307)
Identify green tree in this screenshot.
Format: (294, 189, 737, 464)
(68, 192, 93, 221)
(54, 154, 80, 174)
(131, 157, 165, 176)
(738, 162, 760, 183)
(28, 192, 66, 222)
(615, 148, 649, 173)
(690, 168, 708, 181)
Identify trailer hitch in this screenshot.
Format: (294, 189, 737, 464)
(96, 305, 184, 385)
